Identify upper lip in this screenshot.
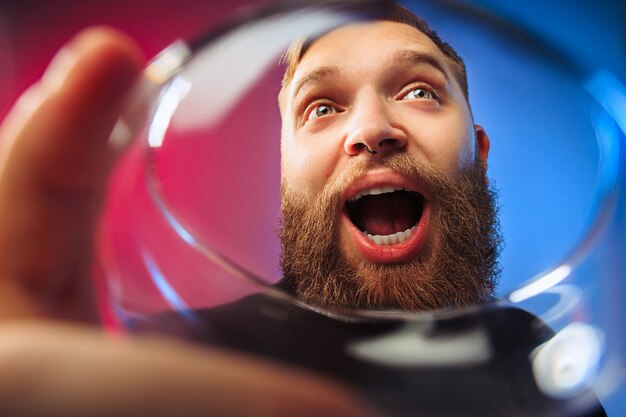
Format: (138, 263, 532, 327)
(340, 169, 429, 209)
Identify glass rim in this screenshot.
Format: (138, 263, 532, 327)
(128, 0, 625, 322)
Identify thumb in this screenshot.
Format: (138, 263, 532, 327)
(0, 27, 145, 322)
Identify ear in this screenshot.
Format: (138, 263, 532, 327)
(474, 124, 490, 167)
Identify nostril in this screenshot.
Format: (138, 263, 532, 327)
(351, 143, 378, 154)
(353, 143, 365, 152)
(379, 138, 401, 148)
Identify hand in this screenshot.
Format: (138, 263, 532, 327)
(0, 27, 371, 417)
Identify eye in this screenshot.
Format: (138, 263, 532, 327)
(402, 87, 436, 101)
(306, 103, 337, 121)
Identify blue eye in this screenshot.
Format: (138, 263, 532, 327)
(307, 104, 336, 121)
(402, 87, 435, 101)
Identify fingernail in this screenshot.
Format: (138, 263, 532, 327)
(109, 119, 132, 150)
(41, 46, 79, 93)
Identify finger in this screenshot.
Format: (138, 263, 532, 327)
(0, 322, 376, 417)
(0, 28, 145, 321)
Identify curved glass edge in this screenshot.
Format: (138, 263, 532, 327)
(134, 3, 624, 323)
(103, 0, 626, 407)
(507, 70, 624, 305)
(138, 70, 625, 326)
(504, 70, 626, 400)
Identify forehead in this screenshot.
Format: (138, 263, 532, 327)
(291, 21, 452, 93)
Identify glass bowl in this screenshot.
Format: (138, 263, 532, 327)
(98, 1, 626, 415)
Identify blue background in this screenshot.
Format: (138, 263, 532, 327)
(402, 1, 625, 414)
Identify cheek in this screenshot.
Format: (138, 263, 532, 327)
(410, 112, 475, 174)
(281, 134, 338, 195)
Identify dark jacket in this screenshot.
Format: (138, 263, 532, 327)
(130, 289, 607, 417)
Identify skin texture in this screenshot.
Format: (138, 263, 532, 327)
(0, 28, 371, 417)
(280, 22, 490, 278)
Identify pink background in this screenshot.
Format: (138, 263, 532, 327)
(0, 0, 284, 319)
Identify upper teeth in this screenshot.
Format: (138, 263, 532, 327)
(349, 186, 406, 202)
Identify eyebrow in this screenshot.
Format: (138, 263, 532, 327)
(391, 49, 450, 82)
(292, 66, 340, 104)
(290, 50, 450, 104)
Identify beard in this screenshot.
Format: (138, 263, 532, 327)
(279, 153, 502, 312)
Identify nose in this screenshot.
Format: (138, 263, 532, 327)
(343, 94, 407, 157)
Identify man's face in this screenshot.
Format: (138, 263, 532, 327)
(279, 21, 499, 311)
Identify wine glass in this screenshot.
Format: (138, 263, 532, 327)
(98, 1, 626, 415)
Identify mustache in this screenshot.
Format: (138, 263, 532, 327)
(282, 153, 460, 208)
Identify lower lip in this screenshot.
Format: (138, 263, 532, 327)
(342, 205, 430, 264)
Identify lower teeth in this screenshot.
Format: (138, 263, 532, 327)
(365, 226, 416, 246)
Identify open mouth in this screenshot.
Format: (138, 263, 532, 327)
(345, 186, 425, 246)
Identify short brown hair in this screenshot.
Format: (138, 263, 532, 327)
(278, 3, 469, 110)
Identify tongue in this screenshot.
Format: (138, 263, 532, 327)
(353, 192, 419, 236)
